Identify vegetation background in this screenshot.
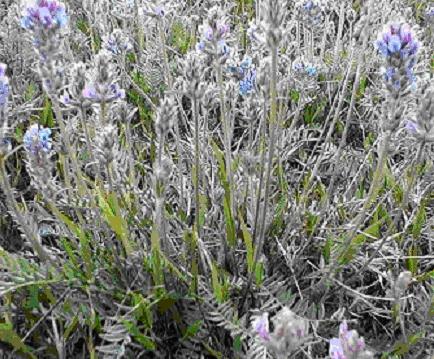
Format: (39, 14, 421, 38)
(0, 0, 433, 358)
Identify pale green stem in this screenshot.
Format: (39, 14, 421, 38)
(158, 20, 173, 88)
(242, 44, 279, 307)
(252, 100, 267, 246)
(193, 96, 201, 235)
(402, 141, 425, 210)
(51, 99, 87, 198)
(326, 130, 391, 281)
(254, 44, 279, 269)
(216, 62, 233, 212)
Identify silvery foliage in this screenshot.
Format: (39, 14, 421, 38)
(0, 0, 433, 358)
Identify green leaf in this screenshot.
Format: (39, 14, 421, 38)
(411, 203, 426, 240)
(212, 141, 236, 247)
(182, 320, 202, 341)
(150, 227, 163, 286)
(338, 216, 386, 264)
(50, 205, 93, 279)
(0, 323, 36, 359)
(238, 213, 254, 273)
(24, 83, 37, 102)
(40, 97, 54, 128)
(211, 261, 224, 303)
(392, 331, 425, 356)
(406, 245, 419, 275)
(122, 320, 155, 350)
(323, 237, 333, 264)
(64, 315, 79, 340)
(255, 261, 264, 286)
(305, 212, 318, 236)
(233, 334, 242, 352)
(97, 190, 134, 256)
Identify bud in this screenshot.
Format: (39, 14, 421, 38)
(395, 271, 413, 297)
(155, 95, 177, 137)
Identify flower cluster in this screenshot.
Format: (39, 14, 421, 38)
(82, 51, 125, 104)
(0, 64, 9, 108)
(182, 52, 205, 99)
(23, 124, 52, 155)
(142, 0, 167, 18)
(82, 83, 125, 103)
(196, 7, 231, 60)
(253, 308, 308, 356)
(292, 60, 318, 77)
(261, 0, 285, 48)
(375, 23, 419, 91)
(103, 29, 133, 55)
(20, 0, 68, 31)
(296, 0, 323, 25)
(228, 56, 257, 96)
(329, 322, 373, 359)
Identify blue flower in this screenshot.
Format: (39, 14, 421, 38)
(239, 68, 256, 96)
(23, 124, 52, 155)
(303, 1, 314, 11)
(196, 41, 205, 52)
(227, 56, 256, 96)
(384, 67, 395, 82)
(0, 64, 9, 107)
(217, 39, 230, 57)
(305, 65, 317, 76)
(387, 35, 402, 53)
(292, 60, 318, 77)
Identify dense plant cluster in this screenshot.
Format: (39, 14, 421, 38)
(0, 0, 433, 358)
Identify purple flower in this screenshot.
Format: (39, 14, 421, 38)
(253, 313, 270, 341)
(154, 5, 165, 17)
(218, 23, 230, 37)
(426, 7, 434, 18)
(375, 23, 419, 59)
(21, 0, 68, 31)
(196, 41, 206, 52)
(292, 62, 305, 72)
(82, 85, 97, 99)
(196, 17, 231, 59)
(329, 321, 369, 359)
(376, 23, 419, 90)
(329, 338, 346, 359)
(23, 124, 52, 155)
(103, 30, 133, 55)
(82, 83, 125, 103)
(405, 120, 418, 133)
(399, 24, 413, 44)
(205, 27, 214, 41)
